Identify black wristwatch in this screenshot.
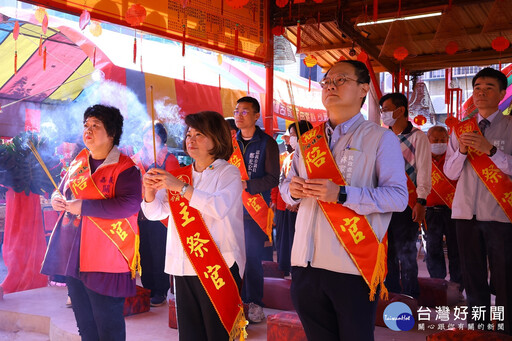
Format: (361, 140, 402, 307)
(337, 186, 347, 204)
(416, 198, 427, 206)
(489, 145, 497, 157)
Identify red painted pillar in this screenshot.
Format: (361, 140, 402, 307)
(264, 0, 274, 135)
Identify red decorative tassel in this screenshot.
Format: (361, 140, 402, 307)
(308, 68, 312, 92)
(39, 35, 42, 56)
(183, 66, 186, 82)
(296, 21, 301, 52)
(234, 24, 239, 54)
(140, 55, 143, 73)
(182, 25, 186, 57)
(289, 0, 292, 20)
(93, 47, 96, 67)
(14, 51, 17, 74)
(133, 36, 137, 64)
(43, 47, 47, 71)
(247, 79, 250, 94)
(219, 74, 221, 90)
(373, 0, 378, 21)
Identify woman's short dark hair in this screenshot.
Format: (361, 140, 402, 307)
(288, 120, 313, 136)
(83, 104, 124, 146)
(143, 121, 167, 146)
(183, 111, 233, 161)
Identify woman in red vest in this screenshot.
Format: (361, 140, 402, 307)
(42, 104, 142, 341)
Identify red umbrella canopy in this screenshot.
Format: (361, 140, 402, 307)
(0, 14, 95, 105)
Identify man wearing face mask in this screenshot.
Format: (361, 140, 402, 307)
(275, 120, 312, 275)
(424, 126, 462, 293)
(379, 92, 432, 299)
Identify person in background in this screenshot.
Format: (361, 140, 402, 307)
(225, 117, 239, 138)
(380, 92, 431, 299)
(42, 104, 142, 341)
(281, 60, 407, 340)
(424, 126, 462, 293)
(445, 67, 512, 335)
(141, 111, 245, 340)
(275, 120, 312, 276)
(132, 122, 180, 306)
(234, 96, 280, 323)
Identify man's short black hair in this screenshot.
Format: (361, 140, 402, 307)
(379, 92, 409, 117)
(325, 60, 371, 85)
(324, 60, 370, 106)
(472, 67, 508, 91)
(237, 96, 260, 113)
(83, 104, 124, 145)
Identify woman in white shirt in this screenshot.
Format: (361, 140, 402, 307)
(141, 111, 245, 341)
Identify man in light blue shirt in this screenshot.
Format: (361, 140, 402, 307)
(280, 60, 408, 341)
(445, 67, 512, 335)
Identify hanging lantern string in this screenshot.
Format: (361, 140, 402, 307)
(0, 71, 99, 112)
(10, 23, 90, 78)
(28, 140, 62, 196)
(150, 85, 157, 166)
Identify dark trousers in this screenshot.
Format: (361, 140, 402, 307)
(66, 276, 126, 341)
(275, 209, 297, 274)
(291, 265, 378, 341)
(385, 206, 420, 298)
(175, 263, 242, 341)
(425, 207, 462, 287)
(456, 218, 512, 335)
(241, 217, 268, 306)
(138, 219, 170, 297)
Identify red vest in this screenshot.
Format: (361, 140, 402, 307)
(67, 149, 139, 273)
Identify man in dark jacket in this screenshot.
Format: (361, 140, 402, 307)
(234, 96, 280, 323)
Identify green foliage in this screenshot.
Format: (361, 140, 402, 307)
(0, 132, 61, 196)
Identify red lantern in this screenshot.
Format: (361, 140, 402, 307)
(393, 46, 409, 61)
(304, 55, 317, 68)
(272, 26, 285, 36)
(276, 0, 288, 8)
(492, 36, 510, 52)
(226, 0, 249, 9)
(304, 55, 317, 92)
(445, 41, 458, 55)
(413, 115, 427, 126)
(125, 4, 147, 27)
(357, 51, 368, 62)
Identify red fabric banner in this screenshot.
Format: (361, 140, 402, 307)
(1, 189, 48, 294)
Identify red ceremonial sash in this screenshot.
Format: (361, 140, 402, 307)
(455, 117, 512, 222)
(431, 161, 456, 209)
(299, 123, 388, 301)
(228, 135, 274, 242)
(67, 151, 140, 277)
(167, 165, 248, 340)
(406, 174, 418, 210)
